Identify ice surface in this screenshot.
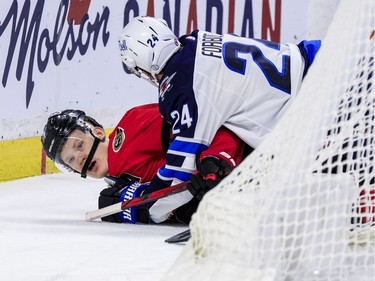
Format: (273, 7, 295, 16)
(0, 173, 186, 281)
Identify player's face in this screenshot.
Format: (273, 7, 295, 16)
(59, 128, 108, 179)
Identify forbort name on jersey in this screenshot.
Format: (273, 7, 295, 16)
(201, 33, 223, 59)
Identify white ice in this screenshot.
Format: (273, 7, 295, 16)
(0, 173, 187, 281)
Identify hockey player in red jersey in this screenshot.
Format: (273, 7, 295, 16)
(41, 103, 246, 224)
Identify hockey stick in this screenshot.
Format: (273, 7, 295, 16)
(85, 181, 189, 222)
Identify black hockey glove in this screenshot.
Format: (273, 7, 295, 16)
(98, 175, 150, 223)
(187, 156, 233, 201)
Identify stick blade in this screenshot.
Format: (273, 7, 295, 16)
(165, 229, 191, 244)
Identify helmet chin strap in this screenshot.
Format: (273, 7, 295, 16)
(144, 75, 159, 87)
(80, 133, 105, 178)
(136, 67, 159, 87)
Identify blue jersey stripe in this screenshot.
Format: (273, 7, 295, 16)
(158, 165, 192, 182)
(169, 139, 208, 154)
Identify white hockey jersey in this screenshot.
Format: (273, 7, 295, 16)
(147, 30, 320, 222)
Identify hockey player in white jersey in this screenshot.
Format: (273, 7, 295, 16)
(118, 16, 321, 200)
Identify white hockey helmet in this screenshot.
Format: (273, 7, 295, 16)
(118, 16, 181, 85)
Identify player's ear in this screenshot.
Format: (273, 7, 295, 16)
(92, 126, 106, 140)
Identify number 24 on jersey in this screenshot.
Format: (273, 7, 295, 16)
(170, 104, 193, 134)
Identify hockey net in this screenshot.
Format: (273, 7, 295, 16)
(162, 0, 374, 280)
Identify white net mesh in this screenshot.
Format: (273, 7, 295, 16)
(161, 0, 374, 280)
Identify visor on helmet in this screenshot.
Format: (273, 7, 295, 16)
(53, 127, 93, 174)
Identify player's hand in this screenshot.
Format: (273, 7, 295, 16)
(187, 156, 233, 201)
(98, 176, 149, 223)
(98, 185, 125, 223)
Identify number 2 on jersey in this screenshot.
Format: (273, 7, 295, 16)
(170, 104, 193, 134)
(223, 41, 291, 94)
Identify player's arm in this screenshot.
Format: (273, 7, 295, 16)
(170, 127, 247, 224)
(147, 85, 209, 192)
(144, 132, 208, 223)
(147, 126, 248, 223)
(145, 94, 218, 222)
(187, 127, 247, 201)
(199, 126, 245, 168)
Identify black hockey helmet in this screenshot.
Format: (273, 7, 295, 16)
(41, 109, 103, 174)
